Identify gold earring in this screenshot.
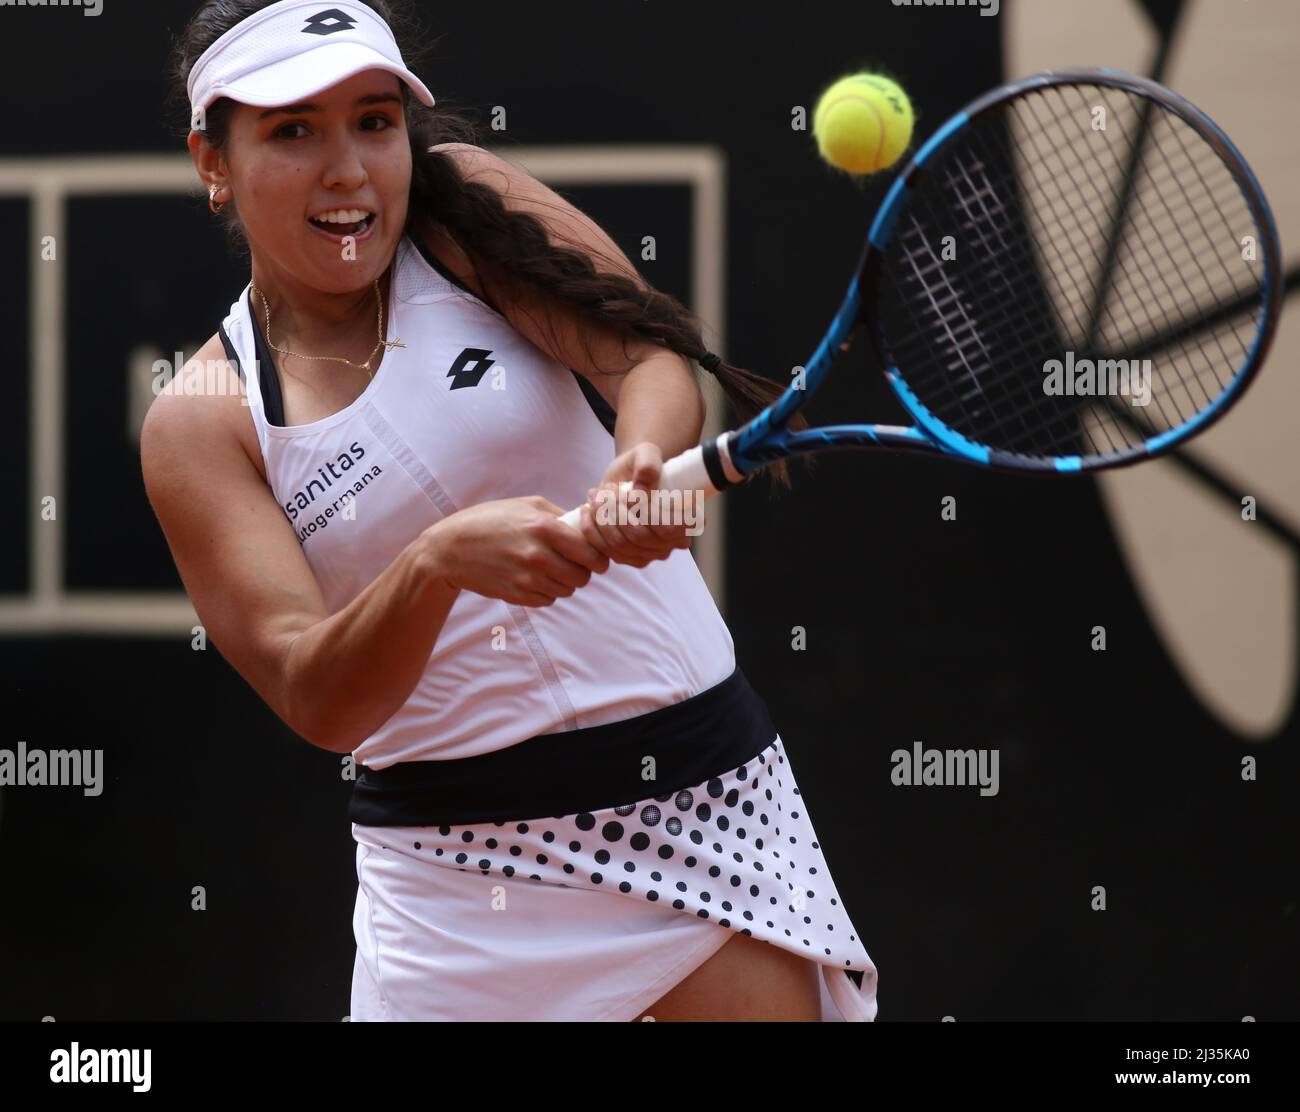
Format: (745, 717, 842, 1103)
(209, 185, 227, 214)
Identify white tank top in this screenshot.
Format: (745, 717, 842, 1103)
(217, 233, 735, 768)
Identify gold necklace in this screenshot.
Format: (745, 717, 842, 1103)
(250, 275, 406, 380)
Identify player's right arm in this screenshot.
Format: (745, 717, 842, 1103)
(140, 334, 609, 755)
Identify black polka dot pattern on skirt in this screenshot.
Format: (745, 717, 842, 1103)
(371, 735, 873, 977)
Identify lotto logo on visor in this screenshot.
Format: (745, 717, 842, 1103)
(302, 8, 358, 35)
(186, 0, 436, 116)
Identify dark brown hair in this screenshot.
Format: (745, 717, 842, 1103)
(168, 0, 807, 486)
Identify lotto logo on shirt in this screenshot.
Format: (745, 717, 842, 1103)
(447, 347, 496, 390)
(282, 440, 384, 543)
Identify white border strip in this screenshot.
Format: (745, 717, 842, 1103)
(0, 147, 728, 635)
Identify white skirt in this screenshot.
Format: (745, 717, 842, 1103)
(348, 733, 879, 1020)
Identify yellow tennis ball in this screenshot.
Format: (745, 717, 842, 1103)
(812, 74, 914, 175)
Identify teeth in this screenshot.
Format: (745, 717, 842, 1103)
(311, 209, 372, 224)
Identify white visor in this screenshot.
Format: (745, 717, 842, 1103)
(187, 0, 435, 119)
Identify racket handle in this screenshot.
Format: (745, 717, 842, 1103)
(557, 443, 723, 532)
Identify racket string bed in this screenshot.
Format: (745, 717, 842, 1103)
(890, 208, 1060, 453)
(1040, 83, 1252, 405)
(1007, 93, 1192, 446)
(906, 125, 1119, 451)
(1058, 86, 1255, 402)
(936, 144, 1086, 449)
(875, 76, 1269, 464)
(1056, 85, 1260, 450)
(889, 131, 1113, 456)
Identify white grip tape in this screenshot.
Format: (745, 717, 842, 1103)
(558, 444, 717, 532)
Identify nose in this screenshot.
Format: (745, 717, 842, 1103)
(321, 128, 368, 192)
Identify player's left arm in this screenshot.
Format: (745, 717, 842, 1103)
(428, 143, 704, 446)
(429, 143, 704, 562)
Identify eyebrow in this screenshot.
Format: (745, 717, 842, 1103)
(258, 92, 402, 120)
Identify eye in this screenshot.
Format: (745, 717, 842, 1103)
(274, 121, 308, 139)
(361, 114, 394, 131)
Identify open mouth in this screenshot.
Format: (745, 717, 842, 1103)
(308, 211, 376, 237)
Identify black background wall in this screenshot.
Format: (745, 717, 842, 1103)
(1, 0, 1295, 1021)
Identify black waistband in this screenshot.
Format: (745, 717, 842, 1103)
(348, 666, 778, 827)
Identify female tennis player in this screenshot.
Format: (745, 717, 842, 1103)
(144, 0, 878, 1021)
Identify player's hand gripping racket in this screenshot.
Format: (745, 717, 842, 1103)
(559, 68, 1281, 531)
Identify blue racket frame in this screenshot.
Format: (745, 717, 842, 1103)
(726, 69, 1283, 477)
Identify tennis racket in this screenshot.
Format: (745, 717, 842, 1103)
(559, 68, 1282, 530)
